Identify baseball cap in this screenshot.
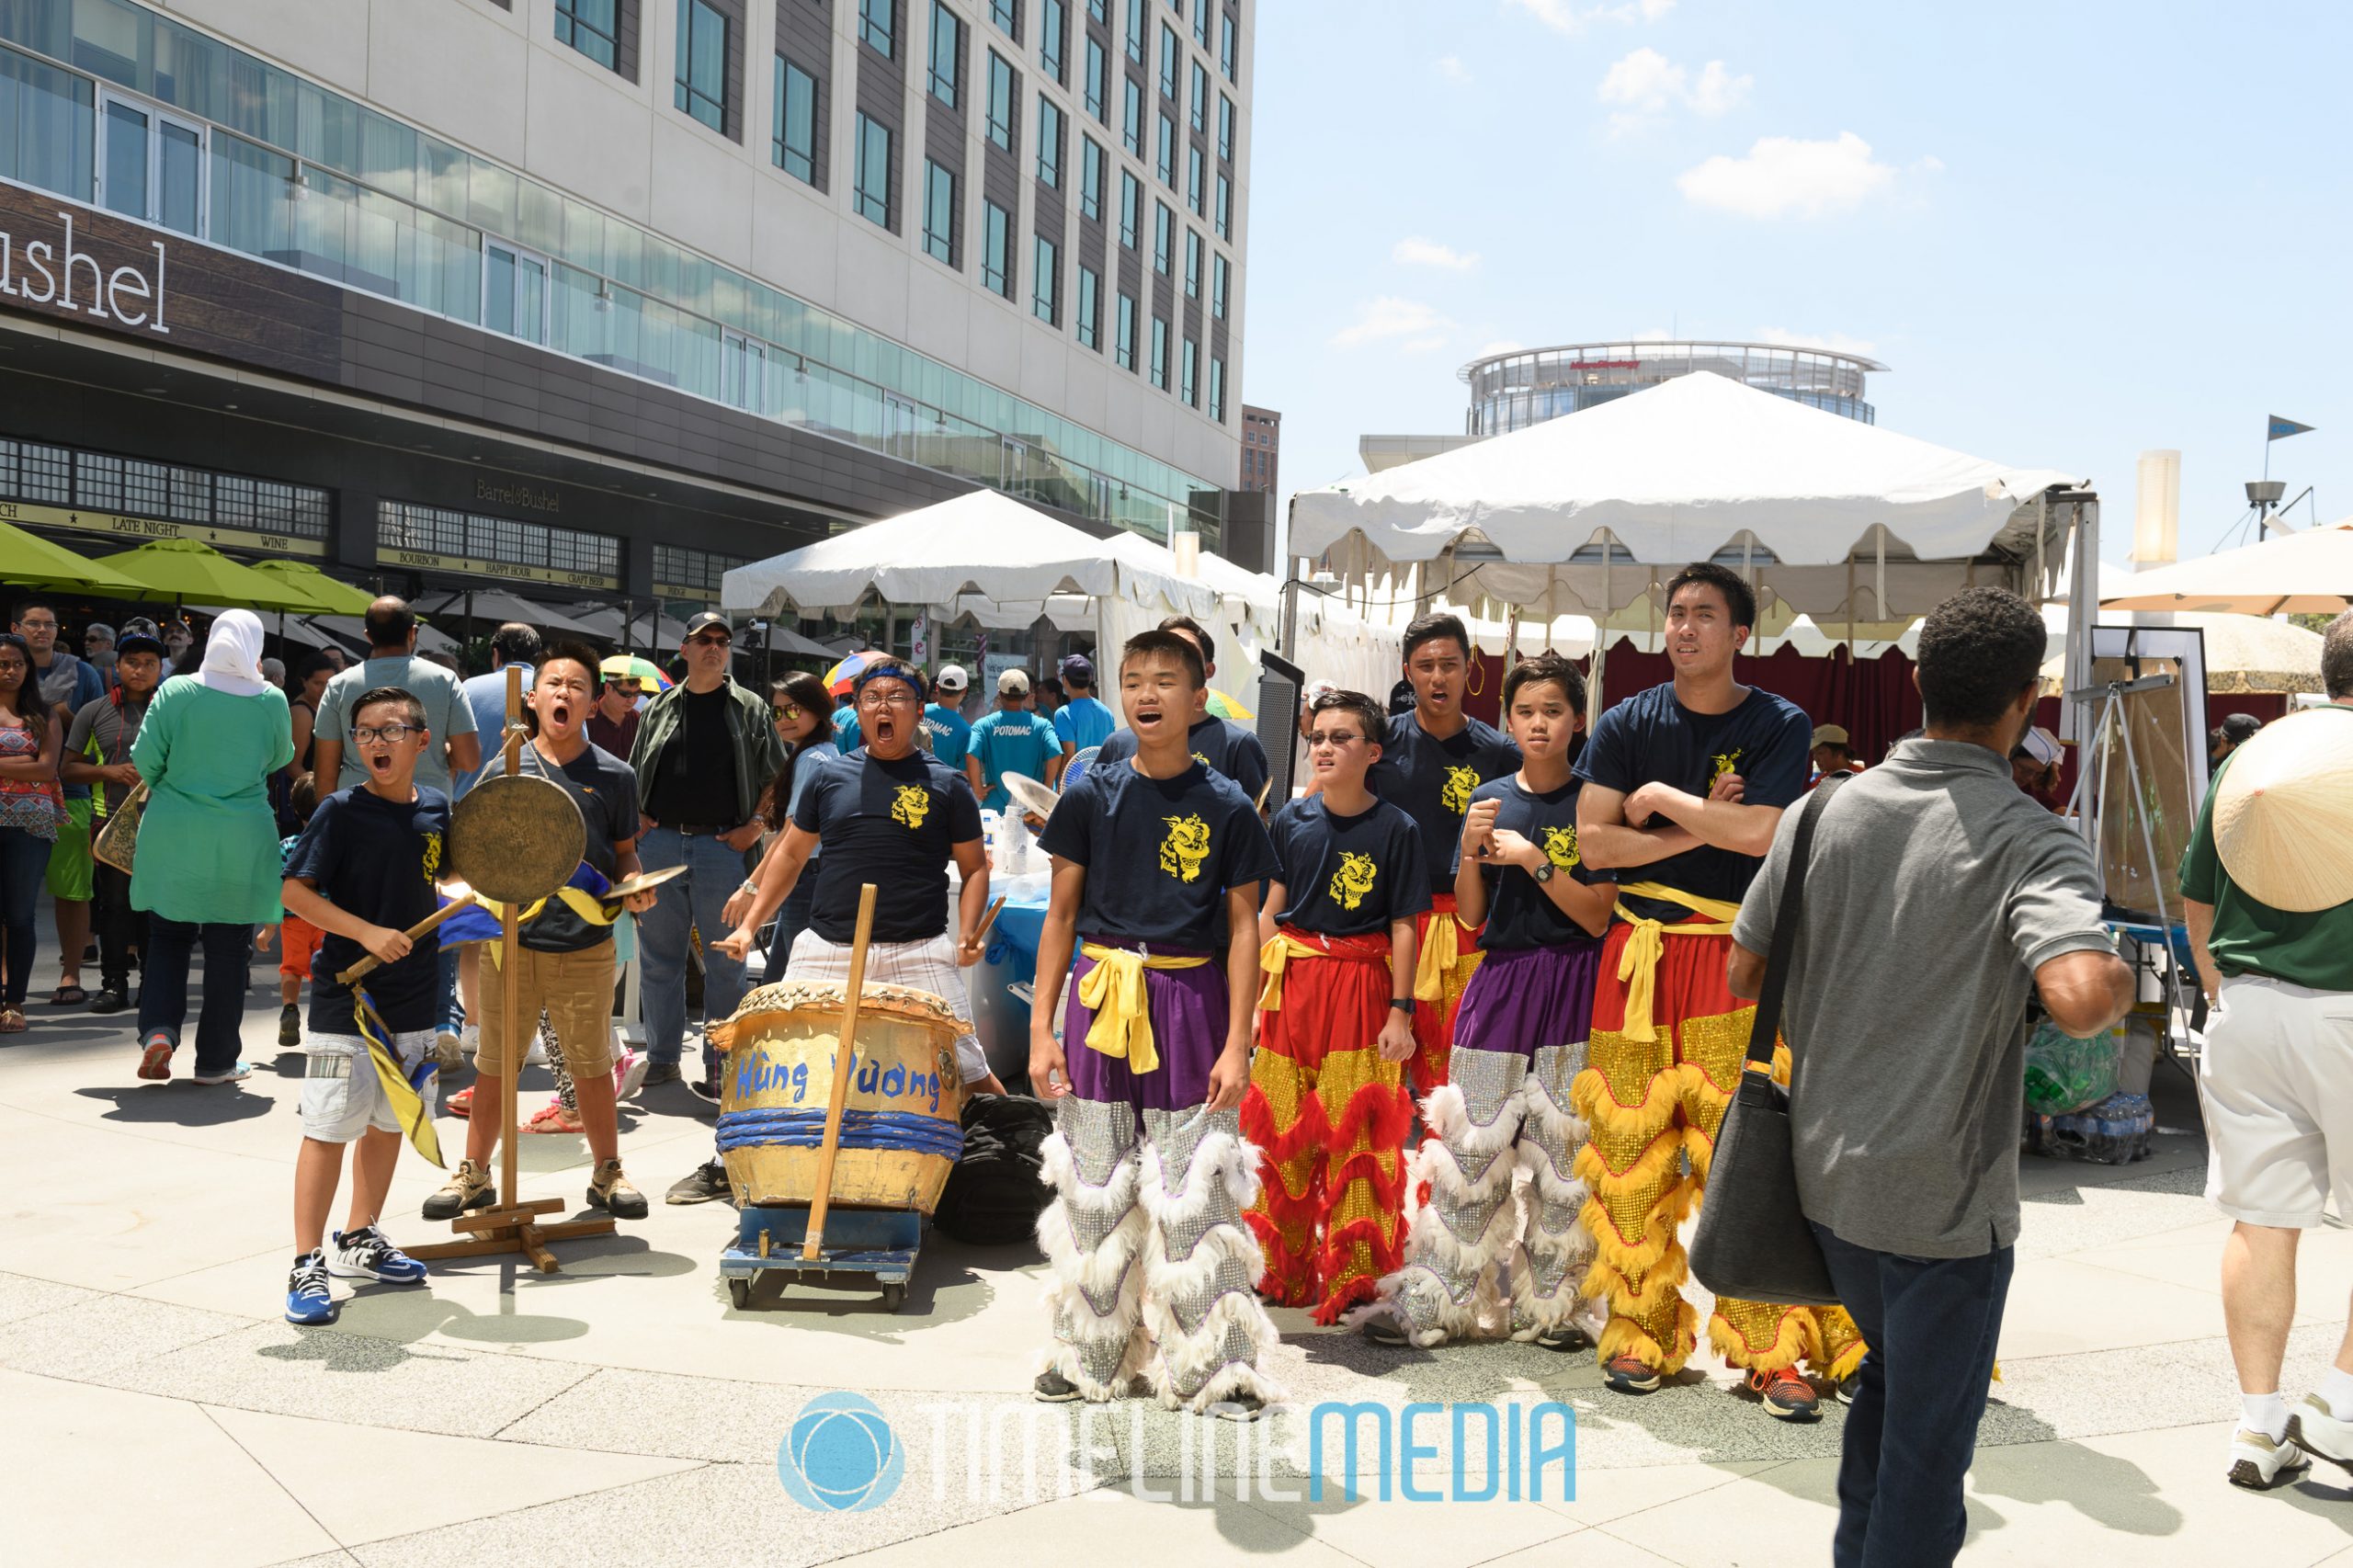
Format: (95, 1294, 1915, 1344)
(2018, 726, 2063, 767)
(1060, 653, 1095, 684)
(936, 664, 969, 690)
(1810, 723, 1850, 748)
(2220, 711, 2263, 744)
(998, 667, 1031, 696)
(682, 610, 731, 642)
(116, 625, 166, 658)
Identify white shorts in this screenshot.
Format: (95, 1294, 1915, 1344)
(2201, 974, 2353, 1228)
(784, 929, 994, 1085)
(300, 1029, 431, 1144)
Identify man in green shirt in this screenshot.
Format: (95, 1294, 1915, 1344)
(2180, 609, 2353, 1492)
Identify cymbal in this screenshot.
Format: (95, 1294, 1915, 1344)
(605, 863, 687, 901)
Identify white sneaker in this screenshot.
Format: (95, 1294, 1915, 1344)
(459, 1023, 481, 1058)
(2227, 1426, 2311, 1490)
(613, 1047, 648, 1102)
(2287, 1392, 2353, 1470)
(525, 1034, 549, 1067)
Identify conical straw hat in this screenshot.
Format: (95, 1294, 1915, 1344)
(2213, 710, 2353, 912)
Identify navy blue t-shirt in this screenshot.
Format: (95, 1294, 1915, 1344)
(1370, 712, 1521, 897)
(474, 740, 642, 953)
(1040, 758, 1279, 951)
(1461, 774, 1602, 952)
(1573, 683, 1811, 923)
(1267, 795, 1432, 938)
(793, 749, 983, 944)
(285, 784, 452, 1034)
(1093, 715, 1271, 804)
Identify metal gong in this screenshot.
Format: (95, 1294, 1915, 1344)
(448, 772, 585, 903)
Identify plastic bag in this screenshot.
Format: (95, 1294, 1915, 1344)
(2022, 1021, 2120, 1116)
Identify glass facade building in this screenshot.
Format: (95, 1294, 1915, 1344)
(1461, 341, 1882, 436)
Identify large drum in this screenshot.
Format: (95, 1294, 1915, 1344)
(716, 979, 968, 1214)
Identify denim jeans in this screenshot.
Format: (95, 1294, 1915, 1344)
(1812, 1221, 2015, 1568)
(437, 944, 465, 1035)
(0, 825, 49, 1006)
(635, 825, 753, 1069)
(764, 873, 817, 983)
(138, 917, 256, 1075)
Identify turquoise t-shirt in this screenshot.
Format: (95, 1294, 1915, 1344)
(966, 709, 1062, 810)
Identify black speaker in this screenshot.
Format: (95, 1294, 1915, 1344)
(1254, 649, 1304, 806)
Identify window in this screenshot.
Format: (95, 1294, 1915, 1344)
(97, 93, 204, 236)
(1115, 290, 1137, 369)
(1209, 354, 1224, 422)
(1119, 170, 1141, 247)
(1183, 228, 1200, 297)
(986, 51, 1016, 149)
(556, 0, 620, 71)
(1220, 10, 1235, 80)
(1158, 23, 1179, 97)
(924, 159, 957, 264)
(1153, 199, 1172, 273)
(862, 0, 898, 56)
(483, 239, 550, 344)
(1080, 135, 1105, 219)
(1036, 97, 1062, 186)
(1090, 0, 1108, 19)
(1032, 233, 1058, 324)
(1084, 35, 1108, 119)
(928, 4, 961, 106)
(1189, 60, 1208, 131)
(1155, 113, 1174, 184)
(1149, 314, 1167, 389)
(1076, 265, 1100, 349)
(992, 0, 1017, 34)
(1124, 0, 1145, 63)
(1186, 144, 1202, 213)
(854, 112, 892, 227)
(1041, 0, 1065, 81)
(1180, 336, 1196, 405)
(722, 329, 767, 410)
(1192, 0, 1210, 46)
(1214, 171, 1230, 238)
(774, 58, 818, 184)
(1122, 78, 1142, 154)
(1211, 252, 1228, 318)
(1218, 94, 1233, 160)
(982, 199, 1013, 297)
(675, 0, 729, 131)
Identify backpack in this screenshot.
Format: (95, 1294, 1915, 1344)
(933, 1093, 1056, 1246)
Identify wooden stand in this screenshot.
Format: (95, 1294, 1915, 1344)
(410, 664, 615, 1272)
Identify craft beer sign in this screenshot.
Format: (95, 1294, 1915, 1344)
(0, 182, 342, 379)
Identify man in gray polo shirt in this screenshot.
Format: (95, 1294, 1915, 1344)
(1730, 586, 2132, 1568)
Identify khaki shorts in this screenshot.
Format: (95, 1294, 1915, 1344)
(477, 938, 617, 1080)
(2202, 973, 2353, 1228)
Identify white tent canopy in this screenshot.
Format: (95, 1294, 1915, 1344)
(722, 489, 1225, 622)
(2100, 519, 2353, 617)
(1291, 372, 2084, 623)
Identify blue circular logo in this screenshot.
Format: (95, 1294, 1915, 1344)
(777, 1392, 904, 1512)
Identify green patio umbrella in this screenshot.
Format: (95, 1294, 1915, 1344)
(0, 519, 150, 595)
(89, 538, 339, 613)
(251, 559, 373, 615)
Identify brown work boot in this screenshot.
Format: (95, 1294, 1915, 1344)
(422, 1158, 494, 1220)
(586, 1158, 649, 1220)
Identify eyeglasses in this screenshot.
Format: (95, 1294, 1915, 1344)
(1304, 730, 1367, 748)
(688, 633, 732, 648)
(352, 722, 421, 744)
(15, 618, 56, 631)
(857, 689, 920, 710)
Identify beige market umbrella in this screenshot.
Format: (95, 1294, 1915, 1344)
(2102, 521, 2353, 616)
(2040, 611, 2325, 696)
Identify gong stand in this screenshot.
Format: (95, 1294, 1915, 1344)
(409, 664, 615, 1273)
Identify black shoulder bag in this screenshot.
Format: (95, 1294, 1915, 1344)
(1688, 776, 1844, 1307)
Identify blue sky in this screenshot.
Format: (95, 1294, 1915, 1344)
(1241, 0, 2352, 566)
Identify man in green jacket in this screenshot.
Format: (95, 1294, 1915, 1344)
(627, 613, 785, 1114)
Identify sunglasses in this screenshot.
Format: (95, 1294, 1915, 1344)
(688, 633, 732, 648)
(774, 704, 802, 721)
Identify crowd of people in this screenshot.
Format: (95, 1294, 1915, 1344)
(7, 571, 2351, 1568)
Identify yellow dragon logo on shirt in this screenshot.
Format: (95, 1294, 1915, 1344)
(1542, 825, 1580, 873)
(1710, 747, 1745, 784)
(1159, 812, 1212, 882)
(891, 784, 930, 830)
(421, 830, 443, 882)
(1193, 751, 1212, 770)
(1329, 850, 1378, 911)
(1441, 764, 1479, 814)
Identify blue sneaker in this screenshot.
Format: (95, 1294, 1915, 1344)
(330, 1223, 427, 1285)
(286, 1251, 336, 1324)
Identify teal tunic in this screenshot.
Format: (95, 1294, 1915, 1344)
(130, 676, 296, 925)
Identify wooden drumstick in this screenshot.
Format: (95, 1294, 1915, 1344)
(802, 883, 879, 1263)
(971, 894, 1008, 949)
(335, 894, 479, 984)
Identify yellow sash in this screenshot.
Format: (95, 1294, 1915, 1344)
(1410, 910, 1473, 1003)
(471, 887, 619, 968)
(1077, 943, 1210, 1074)
(1612, 881, 1745, 1044)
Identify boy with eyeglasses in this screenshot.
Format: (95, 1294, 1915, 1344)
(278, 687, 448, 1324)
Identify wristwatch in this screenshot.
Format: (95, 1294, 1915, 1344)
(746, 813, 768, 832)
(1530, 858, 1556, 884)
(1390, 997, 1416, 1013)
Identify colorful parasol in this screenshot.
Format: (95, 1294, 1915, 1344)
(599, 653, 671, 690)
(1206, 688, 1255, 721)
(822, 649, 892, 695)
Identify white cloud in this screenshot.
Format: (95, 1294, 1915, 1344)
(1598, 48, 1750, 135)
(1756, 326, 1880, 357)
(1473, 338, 1529, 358)
(1435, 55, 1472, 83)
(1507, 0, 1673, 36)
(1392, 236, 1482, 272)
(1677, 131, 1897, 219)
(1331, 296, 1456, 348)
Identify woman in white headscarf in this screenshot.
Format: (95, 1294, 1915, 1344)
(129, 609, 294, 1085)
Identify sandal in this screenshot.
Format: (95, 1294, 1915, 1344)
(49, 983, 87, 1006)
(0, 1006, 26, 1033)
(525, 1099, 585, 1135)
(446, 1084, 474, 1118)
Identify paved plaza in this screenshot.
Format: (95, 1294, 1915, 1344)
(6, 983, 2352, 1568)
